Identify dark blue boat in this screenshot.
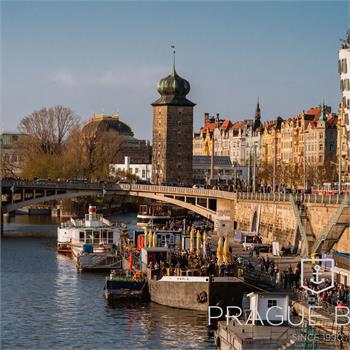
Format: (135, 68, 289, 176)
(104, 274, 148, 301)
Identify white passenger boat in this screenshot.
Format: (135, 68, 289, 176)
(57, 205, 121, 271)
(136, 203, 187, 228)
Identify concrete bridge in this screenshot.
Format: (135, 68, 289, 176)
(1, 179, 349, 256)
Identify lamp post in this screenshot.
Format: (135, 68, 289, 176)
(272, 134, 277, 193)
(252, 143, 257, 193)
(303, 130, 309, 193)
(338, 125, 342, 194)
(330, 161, 341, 194)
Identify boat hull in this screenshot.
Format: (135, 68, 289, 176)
(57, 242, 72, 254)
(104, 280, 148, 301)
(148, 276, 245, 312)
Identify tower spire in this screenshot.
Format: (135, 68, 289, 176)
(254, 97, 261, 131)
(171, 45, 176, 75)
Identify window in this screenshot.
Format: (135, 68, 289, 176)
(79, 232, 85, 242)
(102, 231, 107, 242)
(267, 299, 277, 308)
(142, 170, 146, 177)
(135, 168, 139, 174)
(108, 232, 114, 243)
(93, 231, 100, 243)
(86, 232, 93, 243)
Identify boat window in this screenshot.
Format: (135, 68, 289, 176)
(93, 231, 100, 244)
(86, 232, 93, 243)
(79, 232, 85, 242)
(108, 231, 114, 243)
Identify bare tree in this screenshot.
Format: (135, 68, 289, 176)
(63, 126, 126, 180)
(19, 106, 79, 155)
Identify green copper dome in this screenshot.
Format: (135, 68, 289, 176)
(152, 65, 195, 107)
(157, 68, 191, 97)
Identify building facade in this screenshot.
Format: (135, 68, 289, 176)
(337, 103, 350, 183)
(110, 156, 152, 181)
(151, 62, 195, 185)
(82, 114, 151, 164)
(0, 132, 24, 177)
(193, 155, 234, 184)
(339, 30, 350, 153)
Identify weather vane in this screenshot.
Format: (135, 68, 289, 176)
(171, 45, 176, 71)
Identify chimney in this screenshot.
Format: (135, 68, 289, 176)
(204, 113, 210, 125)
(215, 113, 220, 127)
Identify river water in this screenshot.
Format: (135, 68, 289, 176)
(1, 214, 214, 350)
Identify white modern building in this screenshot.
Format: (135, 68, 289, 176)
(110, 156, 152, 181)
(339, 30, 350, 152)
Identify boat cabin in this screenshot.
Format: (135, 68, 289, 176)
(134, 229, 182, 249)
(247, 292, 289, 324)
(141, 247, 170, 272)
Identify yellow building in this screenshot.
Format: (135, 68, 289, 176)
(260, 118, 282, 165)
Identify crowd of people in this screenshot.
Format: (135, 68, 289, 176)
(301, 278, 350, 309)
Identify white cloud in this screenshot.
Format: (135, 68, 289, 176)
(50, 71, 78, 86)
(49, 65, 168, 89)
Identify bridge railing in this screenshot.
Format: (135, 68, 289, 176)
(124, 184, 237, 200)
(236, 191, 348, 204)
(2, 180, 348, 205)
(1, 179, 103, 191)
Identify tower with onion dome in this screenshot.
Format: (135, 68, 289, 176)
(151, 48, 195, 185)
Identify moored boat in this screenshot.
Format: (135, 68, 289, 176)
(57, 205, 121, 271)
(147, 273, 245, 312)
(104, 270, 148, 301)
(136, 203, 187, 228)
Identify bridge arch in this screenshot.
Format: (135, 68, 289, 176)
(4, 190, 217, 221)
(4, 191, 101, 213)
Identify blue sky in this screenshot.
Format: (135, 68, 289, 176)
(1, 1, 349, 139)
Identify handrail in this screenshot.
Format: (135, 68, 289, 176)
(1, 179, 349, 204)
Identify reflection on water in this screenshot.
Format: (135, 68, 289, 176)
(1, 215, 214, 350)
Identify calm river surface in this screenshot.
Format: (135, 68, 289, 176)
(1, 214, 214, 350)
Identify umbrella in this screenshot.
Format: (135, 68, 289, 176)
(217, 237, 223, 266)
(196, 230, 201, 255)
(148, 230, 153, 248)
(189, 226, 194, 253)
(143, 227, 148, 248)
(152, 231, 157, 248)
(223, 237, 230, 265)
(202, 231, 207, 259)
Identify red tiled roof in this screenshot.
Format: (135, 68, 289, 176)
(221, 120, 232, 130)
(201, 123, 216, 133)
(326, 114, 338, 126)
(231, 121, 244, 129)
(306, 107, 320, 117)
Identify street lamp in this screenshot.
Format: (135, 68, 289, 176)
(303, 130, 309, 193)
(330, 161, 341, 194)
